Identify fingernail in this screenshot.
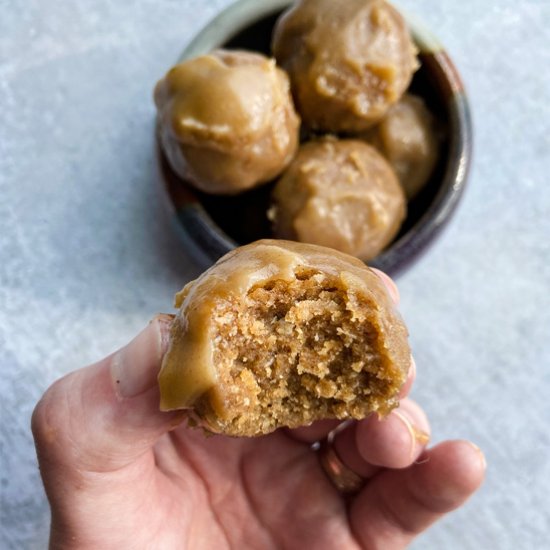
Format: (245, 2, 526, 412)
(467, 441, 487, 470)
(412, 426, 430, 445)
(111, 314, 174, 399)
(393, 410, 430, 460)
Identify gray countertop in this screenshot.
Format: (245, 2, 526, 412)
(1, 1, 549, 548)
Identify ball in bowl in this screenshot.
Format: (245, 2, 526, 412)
(155, 49, 300, 195)
(272, 0, 419, 133)
(270, 138, 406, 262)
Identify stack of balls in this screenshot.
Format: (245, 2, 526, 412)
(154, 0, 439, 262)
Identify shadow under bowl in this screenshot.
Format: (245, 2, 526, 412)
(157, 0, 472, 277)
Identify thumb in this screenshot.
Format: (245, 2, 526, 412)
(32, 314, 183, 475)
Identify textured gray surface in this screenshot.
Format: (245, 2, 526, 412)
(1, 0, 549, 548)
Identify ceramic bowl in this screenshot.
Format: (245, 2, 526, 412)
(157, 0, 472, 276)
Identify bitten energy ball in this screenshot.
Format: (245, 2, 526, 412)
(158, 240, 410, 437)
(364, 94, 439, 199)
(270, 139, 406, 262)
(272, 0, 418, 133)
(154, 49, 300, 194)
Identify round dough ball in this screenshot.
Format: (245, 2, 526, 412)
(154, 49, 300, 194)
(272, 0, 418, 133)
(270, 139, 406, 261)
(364, 94, 439, 199)
(158, 240, 410, 436)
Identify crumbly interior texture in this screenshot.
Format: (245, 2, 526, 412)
(198, 268, 403, 435)
(158, 240, 410, 437)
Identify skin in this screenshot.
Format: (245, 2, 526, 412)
(32, 274, 485, 550)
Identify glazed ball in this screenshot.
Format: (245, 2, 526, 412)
(154, 49, 300, 195)
(270, 139, 406, 261)
(364, 94, 439, 199)
(158, 240, 410, 437)
(272, 0, 418, 133)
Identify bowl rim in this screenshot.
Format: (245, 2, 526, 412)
(162, 0, 472, 276)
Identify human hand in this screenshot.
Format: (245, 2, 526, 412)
(32, 278, 485, 550)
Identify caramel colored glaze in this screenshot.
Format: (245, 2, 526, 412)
(154, 49, 300, 195)
(270, 139, 406, 262)
(159, 243, 301, 410)
(272, 0, 418, 133)
(363, 94, 439, 199)
(158, 240, 410, 436)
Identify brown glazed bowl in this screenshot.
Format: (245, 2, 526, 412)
(157, 0, 472, 277)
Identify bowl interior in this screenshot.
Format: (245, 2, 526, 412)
(160, 2, 470, 275)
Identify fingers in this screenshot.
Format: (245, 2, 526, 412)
(354, 398, 430, 470)
(332, 398, 430, 479)
(350, 440, 486, 549)
(31, 314, 182, 476)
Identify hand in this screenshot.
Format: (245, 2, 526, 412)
(32, 280, 485, 550)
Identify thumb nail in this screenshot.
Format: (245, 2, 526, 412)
(111, 314, 174, 398)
